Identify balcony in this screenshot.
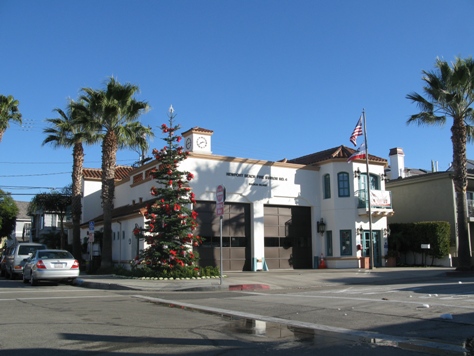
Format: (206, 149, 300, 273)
(356, 189, 394, 217)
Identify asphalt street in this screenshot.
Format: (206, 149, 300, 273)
(73, 267, 474, 355)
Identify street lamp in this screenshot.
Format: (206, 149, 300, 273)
(317, 218, 326, 235)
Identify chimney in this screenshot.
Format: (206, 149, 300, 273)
(389, 147, 405, 180)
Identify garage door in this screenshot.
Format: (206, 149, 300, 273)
(264, 205, 312, 269)
(194, 201, 251, 271)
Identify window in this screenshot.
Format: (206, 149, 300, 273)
(359, 173, 380, 191)
(145, 168, 155, 179)
(338, 172, 350, 197)
(323, 174, 331, 199)
(340, 230, 352, 256)
(201, 236, 233, 247)
(133, 173, 143, 184)
(326, 231, 333, 256)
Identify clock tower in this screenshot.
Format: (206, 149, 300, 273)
(182, 127, 213, 154)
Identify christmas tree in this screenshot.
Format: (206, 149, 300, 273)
(135, 106, 202, 273)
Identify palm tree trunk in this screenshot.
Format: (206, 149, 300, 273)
(72, 142, 84, 261)
(101, 131, 117, 268)
(452, 119, 472, 270)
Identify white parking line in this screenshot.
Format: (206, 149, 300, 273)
(0, 295, 124, 302)
(0, 289, 102, 294)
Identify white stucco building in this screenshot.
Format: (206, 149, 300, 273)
(80, 127, 394, 270)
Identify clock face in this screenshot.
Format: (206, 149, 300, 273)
(196, 136, 207, 149)
(185, 137, 192, 150)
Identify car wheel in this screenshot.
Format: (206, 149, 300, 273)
(30, 275, 37, 286)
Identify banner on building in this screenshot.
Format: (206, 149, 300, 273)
(370, 190, 391, 207)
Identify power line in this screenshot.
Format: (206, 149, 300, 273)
(0, 161, 72, 164)
(0, 186, 61, 190)
(0, 158, 136, 165)
(7, 193, 48, 196)
(0, 172, 71, 177)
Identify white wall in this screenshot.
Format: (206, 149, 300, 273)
(81, 153, 390, 268)
(82, 180, 102, 223)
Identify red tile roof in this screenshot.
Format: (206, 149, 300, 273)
(80, 197, 157, 226)
(181, 127, 214, 136)
(288, 145, 387, 165)
(83, 166, 133, 181)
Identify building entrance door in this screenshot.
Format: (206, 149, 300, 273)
(362, 230, 381, 267)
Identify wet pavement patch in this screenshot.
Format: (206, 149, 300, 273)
(135, 295, 468, 355)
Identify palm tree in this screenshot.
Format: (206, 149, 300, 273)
(407, 57, 474, 270)
(77, 77, 152, 268)
(29, 189, 71, 249)
(0, 94, 22, 142)
(43, 101, 99, 258)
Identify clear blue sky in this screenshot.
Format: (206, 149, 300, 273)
(1, 0, 474, 200)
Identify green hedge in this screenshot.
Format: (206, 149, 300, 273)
(388, 222, 450, 266)
(113, 265, 220, 279)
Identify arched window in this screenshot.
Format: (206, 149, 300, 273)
(359, 173, 380, 191)
(337, 172, 350, 197)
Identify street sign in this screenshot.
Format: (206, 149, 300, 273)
(216, 185, 225, 216)
(88, 221, 95, 244)
(88, 231, 95, 243)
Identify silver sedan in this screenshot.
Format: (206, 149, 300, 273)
(22, 249, 80, 286)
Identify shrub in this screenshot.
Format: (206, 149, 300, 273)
(388, 221, 450, 266)
(113, 265, 220, 279)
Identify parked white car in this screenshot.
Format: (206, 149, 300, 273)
(22, 249, 80, 286)
(4, 243, 46, 279)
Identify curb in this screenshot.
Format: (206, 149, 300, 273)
(74, 278, 227, 292)
(74, 278, 272, 292)
(229, 284, 270, 291)
(74, 278, 138, 291)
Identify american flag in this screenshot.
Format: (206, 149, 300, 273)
(349, 115, 363, 146)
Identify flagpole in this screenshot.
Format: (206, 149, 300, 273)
(362, 109, 375, 269)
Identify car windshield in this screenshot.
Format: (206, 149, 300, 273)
(37, 251, 73, 259)
(18, 246, 45, 255)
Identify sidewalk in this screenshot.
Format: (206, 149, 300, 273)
(74, 267, 465, 292)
